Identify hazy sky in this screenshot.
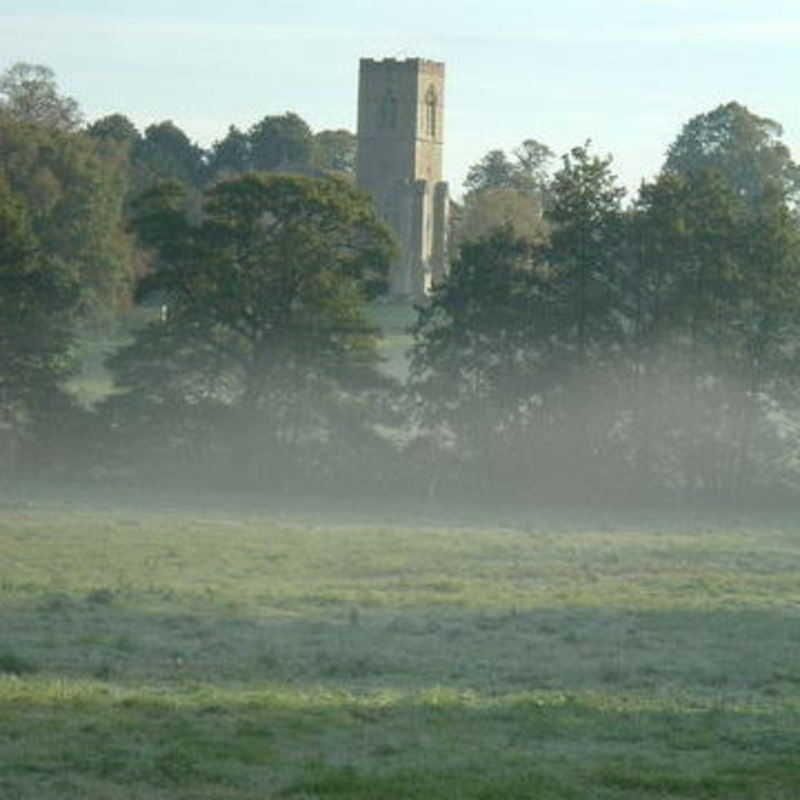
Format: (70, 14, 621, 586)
(2, 1, 799, 198)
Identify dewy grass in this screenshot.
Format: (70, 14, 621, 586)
(1, 498, 799, 797)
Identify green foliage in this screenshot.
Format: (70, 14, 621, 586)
(207, 123, 251, 177)
(0, 110, 138, 317)
(0, 648, 36, 675)
(0, 175, 79, 436)
(459, 139, 553, 246)
(103, 173, 396, 484)
(248, 111, 313, 172)
(4, 60, 800, 501)
(463, 139, 553, 196)
(465, 149, 517, 193)
(410, 228, 577, 495)
(626, 103, 800, 492)
(0, 62, 83, 130)
(85, 113, 140, 145)
(410, 228, 545, 432)
(312, 128, 356, 174)
(541, 142, 627, 377)
(133, 120, 207, 191)
(664, 101, 800, 209)
(627, 168, 800, 492)
(413, 145, 628, 496)
(416, 127, 800, 498)
(207, 115, 350, 183)
(458, 187, 548, 248)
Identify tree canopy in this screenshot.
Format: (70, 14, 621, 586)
(544, 142, 626, 365)
(86, 113, 141, 146)
(312, 129, 356, 175)
(0, 111, 139, 317)
(5, 61, 800, 499)
(464, 140, 553, 195)
(412, 129, 800, 498)
(0, 62, 83, 130)
(248, 112, 313, 172)
(458, 139, 554, 246)
(0, 174, 79, 438)
(663, 101, 800, 210)
(104, 174, 395, 483)
(134, 120, 207, 190)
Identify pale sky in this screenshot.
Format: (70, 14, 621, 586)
(2, 0, 799, 199)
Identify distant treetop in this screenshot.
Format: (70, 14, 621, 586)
(0, 62, 83, 130)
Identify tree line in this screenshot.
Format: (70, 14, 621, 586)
(3, 61, 800, 503)
(0, 63, 355, 316)
(415, 106, 800, 501)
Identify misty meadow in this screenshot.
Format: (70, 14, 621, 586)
(2, 58, 800, 797)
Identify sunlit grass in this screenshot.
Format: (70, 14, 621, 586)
(1, 497, 799, 797)
(3, 673, 798, 797)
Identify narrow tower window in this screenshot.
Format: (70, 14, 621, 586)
(379, 91, 398, 129)
(425, 86, 437, 138)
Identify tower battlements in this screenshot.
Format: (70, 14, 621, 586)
(359, 57, 445, 72)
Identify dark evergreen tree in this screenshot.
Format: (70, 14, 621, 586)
(133, 120, 207, 190)
(207, 124, 251, 178)
(86, 113, 140, 146)
(248, 112, 313, 172)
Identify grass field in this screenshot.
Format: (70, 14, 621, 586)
(1, 489, 799, 798)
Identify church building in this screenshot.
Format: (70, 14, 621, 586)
(356, 58, 449, 298)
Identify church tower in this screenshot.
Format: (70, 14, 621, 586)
(356, 58, 449, 297)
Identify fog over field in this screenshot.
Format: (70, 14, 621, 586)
(3, 28, 800, 796)
(1, 480, 799, 798)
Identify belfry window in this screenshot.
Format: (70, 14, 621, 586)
(425, 86, 437, 138)
(379, 91, 397, 129)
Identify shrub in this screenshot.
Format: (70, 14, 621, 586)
(0, 648, 37, 675)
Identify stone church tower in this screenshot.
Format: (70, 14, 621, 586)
(356, 58, 449, 297)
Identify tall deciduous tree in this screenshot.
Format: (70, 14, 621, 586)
(312, 129, 356, 175)
(104, 174, 395, 482)
(626, 170, 746, 488)
(643, 103, 800, 492)
(459, 139, 553, 245)
(458, 187, 548, 247)
(664, 101, 800, 209)
(409, 229, 548, 492)
(730, 187, 800, 489)
(0, 113, 138, 317)
(464, 149, 518, 194)
(0, 175, 78, 440)
(545, 142, 626, 366)
(412, 146, 629, 495)
(464, 139, 553, 197)
(628, 166, 800, 493)
(0, 62, 83, 130)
